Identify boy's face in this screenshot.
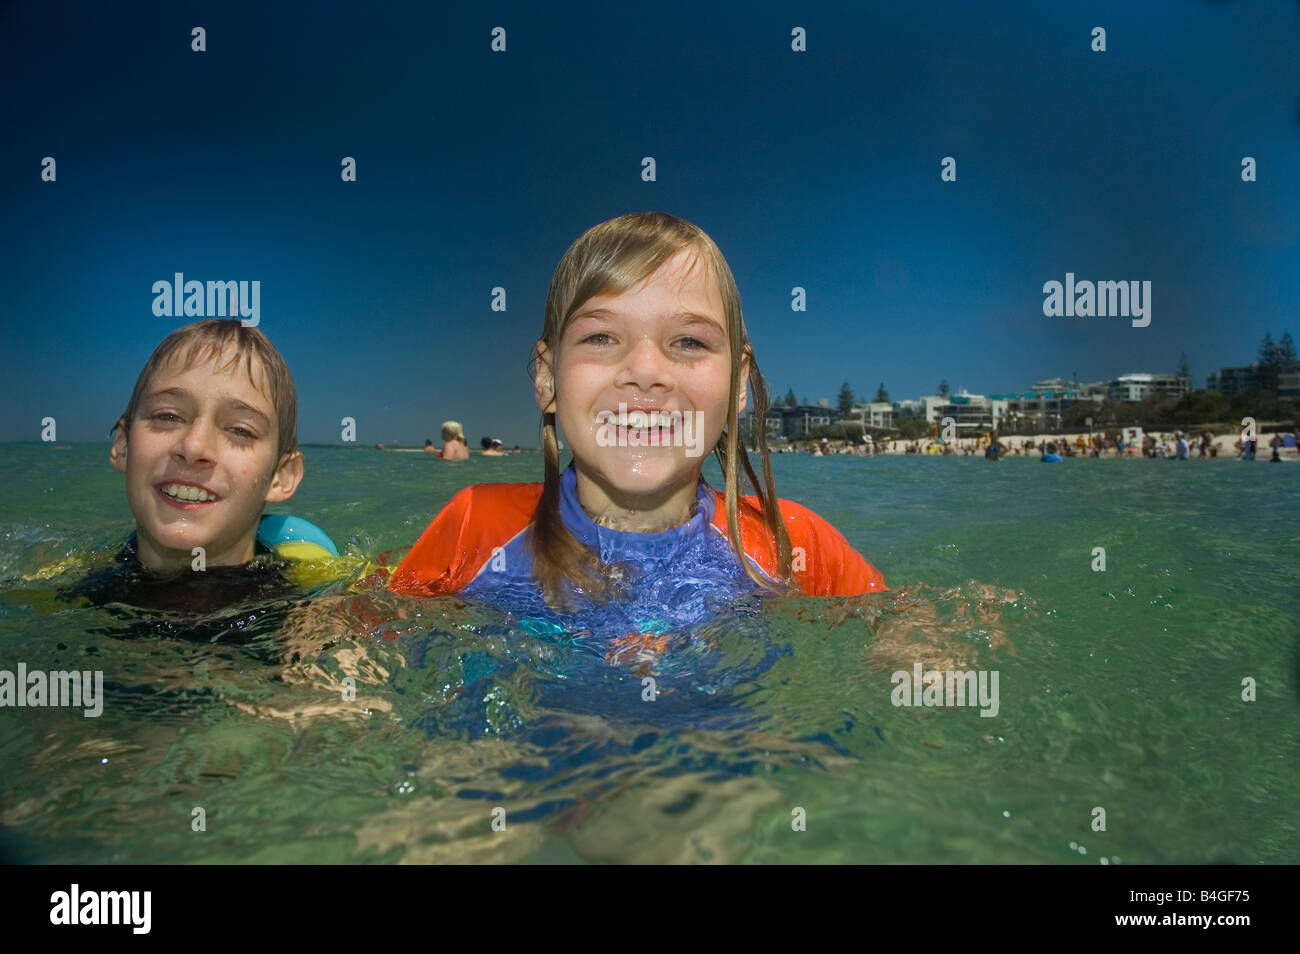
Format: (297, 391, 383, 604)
(535, 246, 748, 521)
(109, 346, 302, 572)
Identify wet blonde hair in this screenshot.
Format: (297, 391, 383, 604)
(525, 211, 798, 613)
(111, 319, 298, 463)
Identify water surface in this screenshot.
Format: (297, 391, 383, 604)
(1, 444, 1295, 863)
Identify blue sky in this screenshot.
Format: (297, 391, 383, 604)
(2, 0, 1297, 447)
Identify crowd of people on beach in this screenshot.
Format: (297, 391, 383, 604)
(374, 420, 1300, 464)
(378, 425, 1299, 461)
(767, 428, 1300, 461)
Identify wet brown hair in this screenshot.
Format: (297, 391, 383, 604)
(111, 319, 298, 463)
(525, 212, 799, 613)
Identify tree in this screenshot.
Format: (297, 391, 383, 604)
(837, 382, 855, 416)
(875, 382, 889, 403)
(1081, 400, 1142, 428)
(897, 417, 931, 439)
(1258, 332, 1283, 417)
(1062, 403, 1099, 429)
(1279, 331, 1297, 362)
(1229, 388, 1271, 422)
(1259, 331, 1278, 367)
(783, 388, 797, 408)
(801, 395, 809, 406)
(1177, 352, 1191, 382)
(938, 380, 950, 399)
(1170, 389, 1227, 425)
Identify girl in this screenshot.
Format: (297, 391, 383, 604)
(385, 212, 886, 648)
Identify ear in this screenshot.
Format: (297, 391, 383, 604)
(264, 450, 304, 504)
(109, 423, 128, 473)
(737, 346, 751, 415)
(534, 340, 557, 415)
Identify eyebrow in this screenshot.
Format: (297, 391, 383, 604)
(569, 309, 725, 333)
(143, 388, 272, 428)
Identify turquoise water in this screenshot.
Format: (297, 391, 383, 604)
(1, 443, 1297, 863)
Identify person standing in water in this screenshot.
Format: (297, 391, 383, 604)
(385, 212, 887, 649)
(439, 421, 470, 460)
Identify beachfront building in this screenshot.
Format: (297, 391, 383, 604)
(1106, 372, 1189, 403)
(892, 395, 949, 425)
(846, 401, 896, 430)
(865, 401, 895, 429)
(933, 390, 1008, 436)
(1205, 365, 1257, 397)
(758, 404, 843, 441)
(1028, 377, 1103, 399)
(1207, 361, 1300, 400)
(999, 380, 1102, 433)
(832, 401, 897, 441)
(1278, 363, 1300, 400)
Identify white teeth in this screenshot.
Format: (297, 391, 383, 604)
(623, 411, 676, 429)
(162, 483, 214, 502)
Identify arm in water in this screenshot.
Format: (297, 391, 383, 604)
(816, 581, 1033, 674)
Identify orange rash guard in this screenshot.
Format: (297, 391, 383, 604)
(386, 462, 886, 638)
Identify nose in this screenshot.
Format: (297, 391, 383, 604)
(615, 335, 674, 393)
(174, 415, 218, 465)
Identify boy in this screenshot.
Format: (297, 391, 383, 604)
(66, 319, 335, 616)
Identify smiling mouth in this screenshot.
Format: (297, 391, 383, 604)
(157, 482, 220, 504)
(598, 410, 685, 428)
(610, 424, 678, 447)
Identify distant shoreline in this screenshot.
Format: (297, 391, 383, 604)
(769, 429, 1298, 459)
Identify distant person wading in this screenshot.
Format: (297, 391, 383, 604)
(439, 421, 469, 460)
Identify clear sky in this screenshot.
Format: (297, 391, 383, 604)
(3, 0, 1297, 447)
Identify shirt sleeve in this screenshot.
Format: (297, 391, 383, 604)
(785, 501, 889, 597)
(386, 486, 476, 596)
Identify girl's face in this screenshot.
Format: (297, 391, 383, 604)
(536, 246, 749, 520)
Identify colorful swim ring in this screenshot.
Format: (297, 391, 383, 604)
(21, 514, 356, 590)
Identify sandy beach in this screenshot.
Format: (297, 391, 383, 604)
(773, 430, 1300, 459)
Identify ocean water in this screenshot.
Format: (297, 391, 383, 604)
(0, 443, 1296, 864)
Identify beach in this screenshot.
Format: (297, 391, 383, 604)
(775, 430, 1299, 459)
